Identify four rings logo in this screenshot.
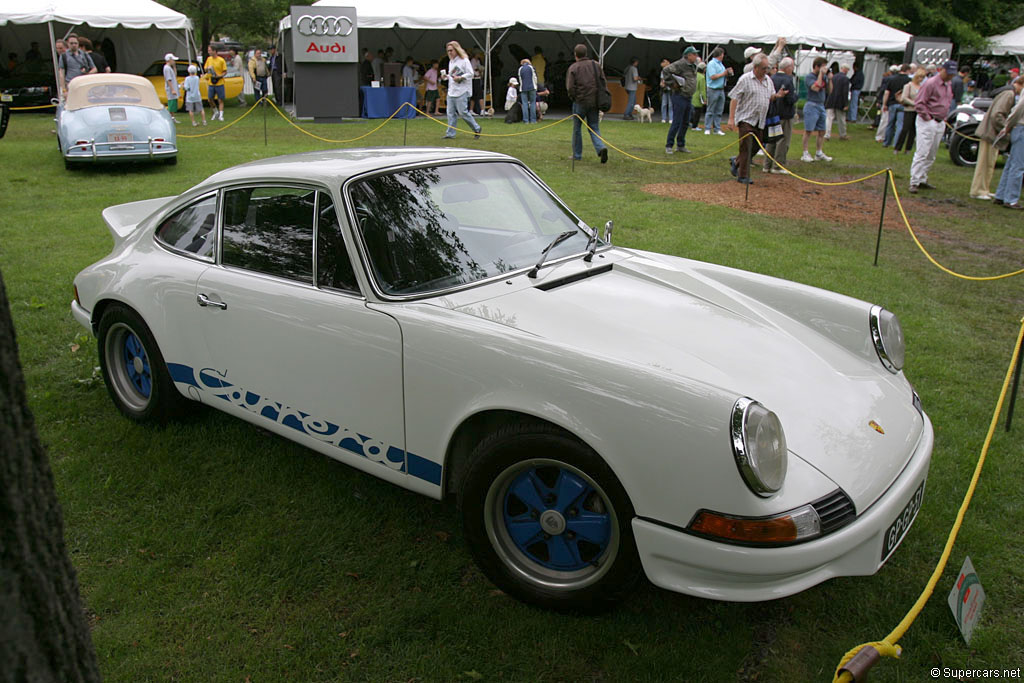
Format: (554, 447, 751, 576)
(914, 47, 950, 63)
(297, 14, 354, 37)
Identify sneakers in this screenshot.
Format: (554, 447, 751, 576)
(770, 168, 790, 175)
(715, 130, 726, 136)
(815, 151, 833, 162)
(704, 129, 711, 135)
(473, 131, 481, 140)
(192, 121, 198, 127)
(800, 152, 814, 162)
(970, 194, 992, 200)
(908, 185, 918, 194)
(918, 181, 935, 190)
(665, 147, 674, 154)
(679, 147, 691, 153)
(599, 148, 608, 164)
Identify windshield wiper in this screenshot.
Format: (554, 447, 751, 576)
(527, 230, 578, 278)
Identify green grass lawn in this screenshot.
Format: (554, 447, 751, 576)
(2, 104, 1023, 682)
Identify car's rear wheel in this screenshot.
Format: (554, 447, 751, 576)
(949, 124, 980, 167)
(98, 304, 186, 423)
(459, 421, 640, 612)
(165, 156, 178, 166)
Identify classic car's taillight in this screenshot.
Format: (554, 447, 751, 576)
(689, 504, 821, 545)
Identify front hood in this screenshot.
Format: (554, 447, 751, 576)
(451, 255, 923, 511)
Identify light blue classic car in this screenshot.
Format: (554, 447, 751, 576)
(58, 73, 177, 169)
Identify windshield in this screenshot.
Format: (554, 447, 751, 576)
(349, 161, 593, 295)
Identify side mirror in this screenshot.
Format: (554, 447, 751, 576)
(603, 220, 613, 244)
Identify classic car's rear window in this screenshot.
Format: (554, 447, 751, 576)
(349, 162, 589, 295)
(221, 187, 315, 284)
(155, 195, 217, 259)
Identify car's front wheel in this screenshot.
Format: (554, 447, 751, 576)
(98, 304, 186, 423)
(949, 124, 980, 166)
(459, 421, 640, 612)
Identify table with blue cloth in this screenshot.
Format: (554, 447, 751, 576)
(360, 86, 417, 118)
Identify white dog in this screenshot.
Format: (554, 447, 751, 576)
(633, 104, 654, 123)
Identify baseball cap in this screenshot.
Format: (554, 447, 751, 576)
(165, 52, 178, 61)
(509, 77, 518, 85)
(889, 65, 899, 72)
(942, 59, 958, 75)
(744, 46, 760, 59)
(683, 46, 699, 56)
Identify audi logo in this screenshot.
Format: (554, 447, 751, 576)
(297, 14, 354, 37)
(914, 47, 950, 63)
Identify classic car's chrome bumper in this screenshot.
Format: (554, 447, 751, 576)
(71, 299, 92, 332)
(64, 137, 177, 162)
(633, 414, 934, 602)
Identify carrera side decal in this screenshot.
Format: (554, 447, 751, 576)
(167, 362, 442, 486)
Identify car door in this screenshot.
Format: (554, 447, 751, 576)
(194, 184, 409, 483)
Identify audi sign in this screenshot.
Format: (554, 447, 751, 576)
(290, 6, 358, 63)
(904, 37, 953, 68)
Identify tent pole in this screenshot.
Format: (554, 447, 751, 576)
(599, 35, 604, 68)
(48, 22, 61, 100)
(485, 28, 491, 112)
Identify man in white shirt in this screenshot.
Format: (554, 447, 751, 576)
(163, 53, 180, 123)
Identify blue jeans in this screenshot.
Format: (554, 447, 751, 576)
(444, 93, 480, 137)
(994, 125, 1024, 206)
(705, 88, 725, 132)
(660, 91, 672, 122)
(666, 94, 691, 149)
(848, 90, 860, 121)
(625, 88, 637, 117)
(520, 89, 537, 123)
(572, 102, 605, 160)
(883, 103, 904, 146)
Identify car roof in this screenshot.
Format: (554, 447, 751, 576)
(196, 147, 517, 189)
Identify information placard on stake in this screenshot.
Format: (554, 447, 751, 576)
(947, 556, 985, 644)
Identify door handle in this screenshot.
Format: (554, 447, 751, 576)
(196, 293, 227, 310)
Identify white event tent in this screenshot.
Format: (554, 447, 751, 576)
(281, 0, 909, 105)
(1, 0, 195, 89)
(987, 25, 1024, 57)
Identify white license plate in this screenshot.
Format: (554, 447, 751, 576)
(881, 480, 925, 562)
(1, 93, 12, 103)
(108, 133, 132, 143)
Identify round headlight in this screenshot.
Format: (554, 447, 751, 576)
(731, 398, 788, 497)
(870, 305, 905, 373)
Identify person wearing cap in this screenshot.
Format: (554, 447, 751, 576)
(728, 53, 786, 184)
(662, 46, 699, 153)
(970, 75, 1024, 200)
(505, 76, 519, 111)
(704, 47, 732, 135)
(163, 53, 180, 123)
(183, 63, 207, 127)
(743, 37, 786, 74)
(909, 60, 957, 193)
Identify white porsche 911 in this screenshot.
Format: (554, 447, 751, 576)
(72, 148, 932, 611)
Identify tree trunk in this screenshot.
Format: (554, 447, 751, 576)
(0, 270, 101, 682)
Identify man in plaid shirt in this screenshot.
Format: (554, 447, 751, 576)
(728, 54, 788, 184)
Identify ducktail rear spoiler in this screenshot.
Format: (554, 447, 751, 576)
(101, 196, 174, 247)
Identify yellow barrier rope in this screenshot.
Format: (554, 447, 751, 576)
(263, 98, 419, 143)
(886, 170, 1024, 281)
(944, 118, 983, 143)
(751, 134, 891, 186)
(9, 103, 56, 111)
(834, 316, 1024, 682)
(177, 97, 265, 139)
(407, 102, 574, 138)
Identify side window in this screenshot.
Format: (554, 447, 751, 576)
(316, 193, 360, 293)
(221, 187, 314, 283)
(154, 195, 216, 259)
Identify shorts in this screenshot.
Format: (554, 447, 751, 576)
(208, 83, 226, 100)
(167, 97, 178, 113)
(803, 101, 826, 132)
(185, 100, 203, 113)
(426, 89, 439, 103)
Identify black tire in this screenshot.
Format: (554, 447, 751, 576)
(949, 125, 979, 167)
(459, 421, 641, 612)
(97, 304, 187, 423)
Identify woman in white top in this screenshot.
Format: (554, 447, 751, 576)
(894, 68, 926, 154)
(442, 41, 482, 139)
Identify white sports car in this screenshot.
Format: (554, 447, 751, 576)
(72, 149, 932, 611)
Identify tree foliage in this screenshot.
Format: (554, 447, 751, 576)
(166, 0, 292, 49)
(836, 0, 1024, 49)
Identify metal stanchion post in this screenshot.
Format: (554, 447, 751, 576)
(404, 116, 408, 146)
(263, 97, 267, 146)
(874, 169, 890, 266)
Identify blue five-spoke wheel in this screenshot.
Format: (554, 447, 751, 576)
(485, 459, 620, 590)
(104, 322, 154, 412)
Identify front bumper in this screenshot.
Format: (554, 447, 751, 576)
(633, 414, 934, 602)
(71, 299, 92, 332)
